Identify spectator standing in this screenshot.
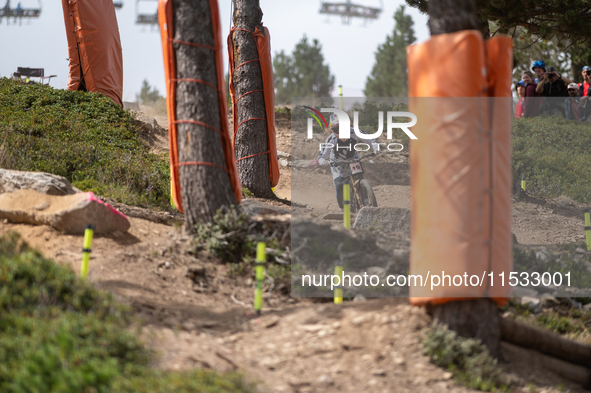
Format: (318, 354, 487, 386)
(522, 71, 542, 118)
(578, 66, 591, 97)
(532, 60, 546, 84)
(565, 83, 585, 121)
(537, 65, 573, 116)
(515, 81, 525, 118)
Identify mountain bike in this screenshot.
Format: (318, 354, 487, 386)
(330, 153, 378, 213)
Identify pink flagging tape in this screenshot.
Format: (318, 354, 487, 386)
(86, 192, 129, 220)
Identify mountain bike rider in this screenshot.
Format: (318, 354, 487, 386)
(316, 113, 380, 211)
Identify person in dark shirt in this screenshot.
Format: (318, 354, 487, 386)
(565, 83, 585, 121)
(537, 66, 573, 116)
(515, 81, 525, 118)
(522, 71, 542, 118)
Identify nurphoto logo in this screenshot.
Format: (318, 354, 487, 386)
(303, 107, 417, 152)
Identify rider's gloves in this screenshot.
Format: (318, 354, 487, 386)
(372, 143, 380, 153)
(318, 157, 327, 166)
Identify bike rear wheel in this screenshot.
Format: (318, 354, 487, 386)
(358, 179, 378, 208)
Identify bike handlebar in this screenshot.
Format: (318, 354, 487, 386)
(329, 152, 375, 167)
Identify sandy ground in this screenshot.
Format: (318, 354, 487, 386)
(1, 107, 588, 392)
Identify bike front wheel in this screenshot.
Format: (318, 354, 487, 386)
(358, 179, 378, 208)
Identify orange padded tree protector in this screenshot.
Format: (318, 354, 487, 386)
(227, 25, 280, 188)
(158, 0, 241, 212)
(61, 0, 123, 106)
(406, 31, 512, 307)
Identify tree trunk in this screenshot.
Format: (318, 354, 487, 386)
(173, 0, 237, 229)
(572, 58, 585, 84)
(426, 0, 501, 359)
(231, 0, 273, 198)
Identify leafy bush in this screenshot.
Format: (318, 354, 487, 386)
(195, 206, 254, 263)
(423, 326, 508, 392)
(512, 116, 591, 203)
(0, 232, 254, 392)
(194, 207, 291, 293)
(513, 243, 591, 289)
(0, 78, 170, 210)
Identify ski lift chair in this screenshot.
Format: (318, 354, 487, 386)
(13, 67, 56, 85)
(135, 0, 158, 25)
(0, 0, 41, 23)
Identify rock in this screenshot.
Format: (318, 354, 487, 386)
(291, 159, 316, 168)
(583, 303, 591, 311)
(366, 266, 386, 278)
(263, 315, 280, 328)
(317, 374, 333, 385)
(0, 169, 80, 196)
(239, 199, 290, 217)
(182, 321, 196, 331)
(540, 295, 558, 309)
(0, 189, 130, 234)
(323, 213, 346, 220)
(535, 249, 549, 262)
(353, 294, 367, 302)
(442, 371, 453, 380)
(371, 369, 386, 376)
(511, 286, 539, 297)
(123, 101, 141, 111)
(393, 249, 410, 263)
(575, 248, 586, 254)
(353, 207, 410, 233)
(277, 150, 292, 159)
(521, 296, 540, 310)
(186, 264, 206, 280)
(301, 324, 324, 333)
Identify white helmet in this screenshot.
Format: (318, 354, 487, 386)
(329, 113, 339, 129)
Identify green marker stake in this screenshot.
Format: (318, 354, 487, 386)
(585, 211, 591, 251)
(334, 262, 343, 304)
(338, 85, 344, 110)
(521, 177, 526, 192)
(80, 224, 95, 279)
(343, 184, 351, 230)
(254, 242, 266, 314)
(170, 178, 174, 207)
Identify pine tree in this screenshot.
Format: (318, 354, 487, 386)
(406, 0, 591, 44)
(273, 36, 334, 104)
(136, 79, 163, 105)
(364, 5, 416, 97)
(512, 28, 571, 83)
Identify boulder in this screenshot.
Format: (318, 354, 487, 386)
(240, 199, 290, 217)
(353, 207, 410, 233)
(0, 189, 130, 234)
(0, 169, 80, 196)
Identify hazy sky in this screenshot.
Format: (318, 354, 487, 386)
(0, 0, 429, 101)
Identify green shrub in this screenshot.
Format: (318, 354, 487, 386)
(194, 207, 291, 293)
(0, 232, 254, 392)
(0, 78, 170, 210)
(512, 116, 591, 203)
(422, 326, 508, 392)
(195, 206, 254, 263)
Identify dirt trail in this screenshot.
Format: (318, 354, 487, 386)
(0, 110, 587, 392)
